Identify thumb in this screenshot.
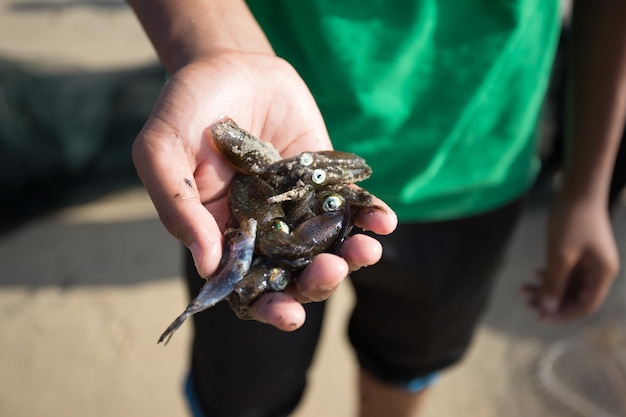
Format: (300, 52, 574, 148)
(132, 134, 223, 278)
(539, 250, 577, 316)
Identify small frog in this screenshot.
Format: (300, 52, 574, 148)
(227, 258, 292, 319)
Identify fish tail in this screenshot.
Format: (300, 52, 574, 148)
(157, 298, 211, 345)
(158, 312, 188, 345)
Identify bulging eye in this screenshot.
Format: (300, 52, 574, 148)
(322, 194, 344, 212)
(268, 268, 289, 291)
(299, 153, 314, 166)
(311, 169, 326, 184)
(272, 220, 290, 233)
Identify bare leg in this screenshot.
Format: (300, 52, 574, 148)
(358, 369, 430, 417)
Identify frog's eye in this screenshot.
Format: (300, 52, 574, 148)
(268, 268, 289, 291)
(322, 194, 344, 212)
(299, 153, 314, 167)
(311, 169, 326, 184)
(271, 220, 290, 233)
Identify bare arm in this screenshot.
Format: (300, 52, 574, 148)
(562, 0, 626, 203)
(127, 0, 274, 74)
(533, 0, 626, 321)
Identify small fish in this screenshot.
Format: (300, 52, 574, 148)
(158, 218, 257, 345)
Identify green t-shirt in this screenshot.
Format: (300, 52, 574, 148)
(247, 0, 560, 221)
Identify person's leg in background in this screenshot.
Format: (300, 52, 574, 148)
(183, 252, 326, 417)
(349, 198, 524, 417)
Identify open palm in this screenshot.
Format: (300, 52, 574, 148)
(132, 51, 397, 330)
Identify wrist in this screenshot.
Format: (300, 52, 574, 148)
(554, 175, 609, 212)
(129, 0, 274, 74)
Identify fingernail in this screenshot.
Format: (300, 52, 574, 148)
(541, 297, 559, 314)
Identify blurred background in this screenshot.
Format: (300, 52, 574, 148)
(0, 1, 625, 416)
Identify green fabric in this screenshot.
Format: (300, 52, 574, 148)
(248, 0, 560, 221)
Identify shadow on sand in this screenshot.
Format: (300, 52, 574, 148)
(0, 59, 165, 233)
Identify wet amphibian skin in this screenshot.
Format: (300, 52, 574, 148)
(158, 117, 383, 343)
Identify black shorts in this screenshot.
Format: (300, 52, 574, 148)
(184, 198, 523, 417)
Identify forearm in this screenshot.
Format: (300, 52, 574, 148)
(563, 0, 626, 204)
(127, 0, 274, 74)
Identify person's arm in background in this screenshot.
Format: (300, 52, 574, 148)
(529, 0, 626, 322)
(126, 0, 398, 329)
